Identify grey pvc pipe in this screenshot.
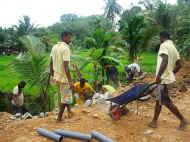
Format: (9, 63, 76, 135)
(55, 129, 91, 141)
(91, 131, 115, 142)
(37, 128, 63, 142)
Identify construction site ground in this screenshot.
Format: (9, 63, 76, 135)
(0, 61, 190, 142)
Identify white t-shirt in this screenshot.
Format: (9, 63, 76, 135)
(128, 63, 141, 73)
(156, 40, 180, 84)
(12, 86, 24, 106)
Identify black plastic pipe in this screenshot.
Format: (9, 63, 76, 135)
(37, 128, 63, 142)
(91, 131, 115, 142)
(55, 129, 91, 141)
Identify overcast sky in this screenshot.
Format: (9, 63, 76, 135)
(0, 0, 176, 28)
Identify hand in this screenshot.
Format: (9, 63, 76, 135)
(156, 75, 161, 83)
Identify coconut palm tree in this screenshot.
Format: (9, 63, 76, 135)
(11, 36, 50, 111)
(119, 6, 142, 31)
(178, 0, 190, 5)
(154, 2, 172, 30)
(122, 15, 159, 62)
(14, 16, 37, 37)
(104, 0, 122, 26)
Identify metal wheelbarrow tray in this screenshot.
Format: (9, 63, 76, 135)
(106, 82, 157, 120)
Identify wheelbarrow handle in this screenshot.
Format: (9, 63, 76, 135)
(139, 82, 158, 97)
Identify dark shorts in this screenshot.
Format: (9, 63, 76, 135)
(161, 85, 172, 104)
(12, 105, 28, 114)
(106, 67, 119, 81)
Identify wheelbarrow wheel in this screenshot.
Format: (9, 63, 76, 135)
(109, 106, 122, 120)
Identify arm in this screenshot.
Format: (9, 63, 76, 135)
(12, 87, 20, 106)
(173, 59, 182, 74)
(90, 87, 96, 94)
(64, 61, 73, 87)
(12, 95, 18, 106)
(12, 93, 21, 106)
(156, 54, 168, 82)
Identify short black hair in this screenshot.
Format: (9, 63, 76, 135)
(80, 78, 86, 84)
(61, 31, 72, 39)
(160, 31, 170, 39)
(18, 80, 26, 88)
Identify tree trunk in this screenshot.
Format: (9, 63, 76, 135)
(102, 66, 105, 84)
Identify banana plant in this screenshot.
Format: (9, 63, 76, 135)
(79, 28, 122, 83)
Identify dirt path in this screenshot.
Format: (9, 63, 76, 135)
(0, 61, 190, 142)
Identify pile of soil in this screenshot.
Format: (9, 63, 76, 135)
(0, 112, 13, 131)
(0, 61, 190, 142)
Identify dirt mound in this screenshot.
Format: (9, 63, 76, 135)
(1, 90, 190, 142)
(0, 112, 12, 130)
(0, 61, 190, 142)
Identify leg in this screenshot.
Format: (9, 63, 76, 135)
(57, 84, 66, 121)
(165, 102, 188, 129)
(149, 100, 162, 128)
(62, 85, 73, 118)
(12, 105, 19, 115)
(163, 85, 188, 129)
(15, 106, 23, 114)
(66, 104, 73, 118)
(54, 92, 59, 113)
(57, 103, 66, 121)
(21, 105, 28, 114)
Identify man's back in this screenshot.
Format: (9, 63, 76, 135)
(156, 40, 180, 84)
(128, 63, 141, 73)
(51, 42, 70, 83)
(12, 86, 24, 106)
(74, 82, 94, 94)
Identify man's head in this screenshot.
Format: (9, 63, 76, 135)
(125, 66, 134, 82)
(61, 31, 72, 44)
(80, 78, 86, 88)
(18, 80, 26, 89)
(160, 31, 170, 43)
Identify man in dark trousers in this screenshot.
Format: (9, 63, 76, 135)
(105, 65, 120, 87)
(149, 31, 188, 130)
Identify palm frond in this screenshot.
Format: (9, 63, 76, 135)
(11, 36, 49, 95)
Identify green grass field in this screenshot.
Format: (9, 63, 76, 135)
(0, 51, 157, 95)
(0, 55, 40, 95)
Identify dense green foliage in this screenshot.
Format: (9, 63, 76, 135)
(1, 0, 190, 112)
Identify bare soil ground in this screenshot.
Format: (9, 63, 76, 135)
(0, 61, 190, 142)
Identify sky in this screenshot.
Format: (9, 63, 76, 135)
(0, 0, 176, 28)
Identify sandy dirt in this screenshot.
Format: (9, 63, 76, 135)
(0, 61, 190, 142)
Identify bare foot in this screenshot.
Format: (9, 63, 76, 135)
(56, 120, 62, 123)
(178, 120, 188, 130)
(56, 117, 63, 122)
(148, 121, 157, 128)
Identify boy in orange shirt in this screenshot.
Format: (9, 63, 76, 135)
(74, 78, 95, 105)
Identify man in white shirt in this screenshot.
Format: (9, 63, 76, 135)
(125, 63, 142, 82)
(149, 31, 188, 130)
(12, 81, 27, 114)
(50, 31, 73, 121)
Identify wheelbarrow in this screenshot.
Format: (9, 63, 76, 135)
(106, 82, 157, 120)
